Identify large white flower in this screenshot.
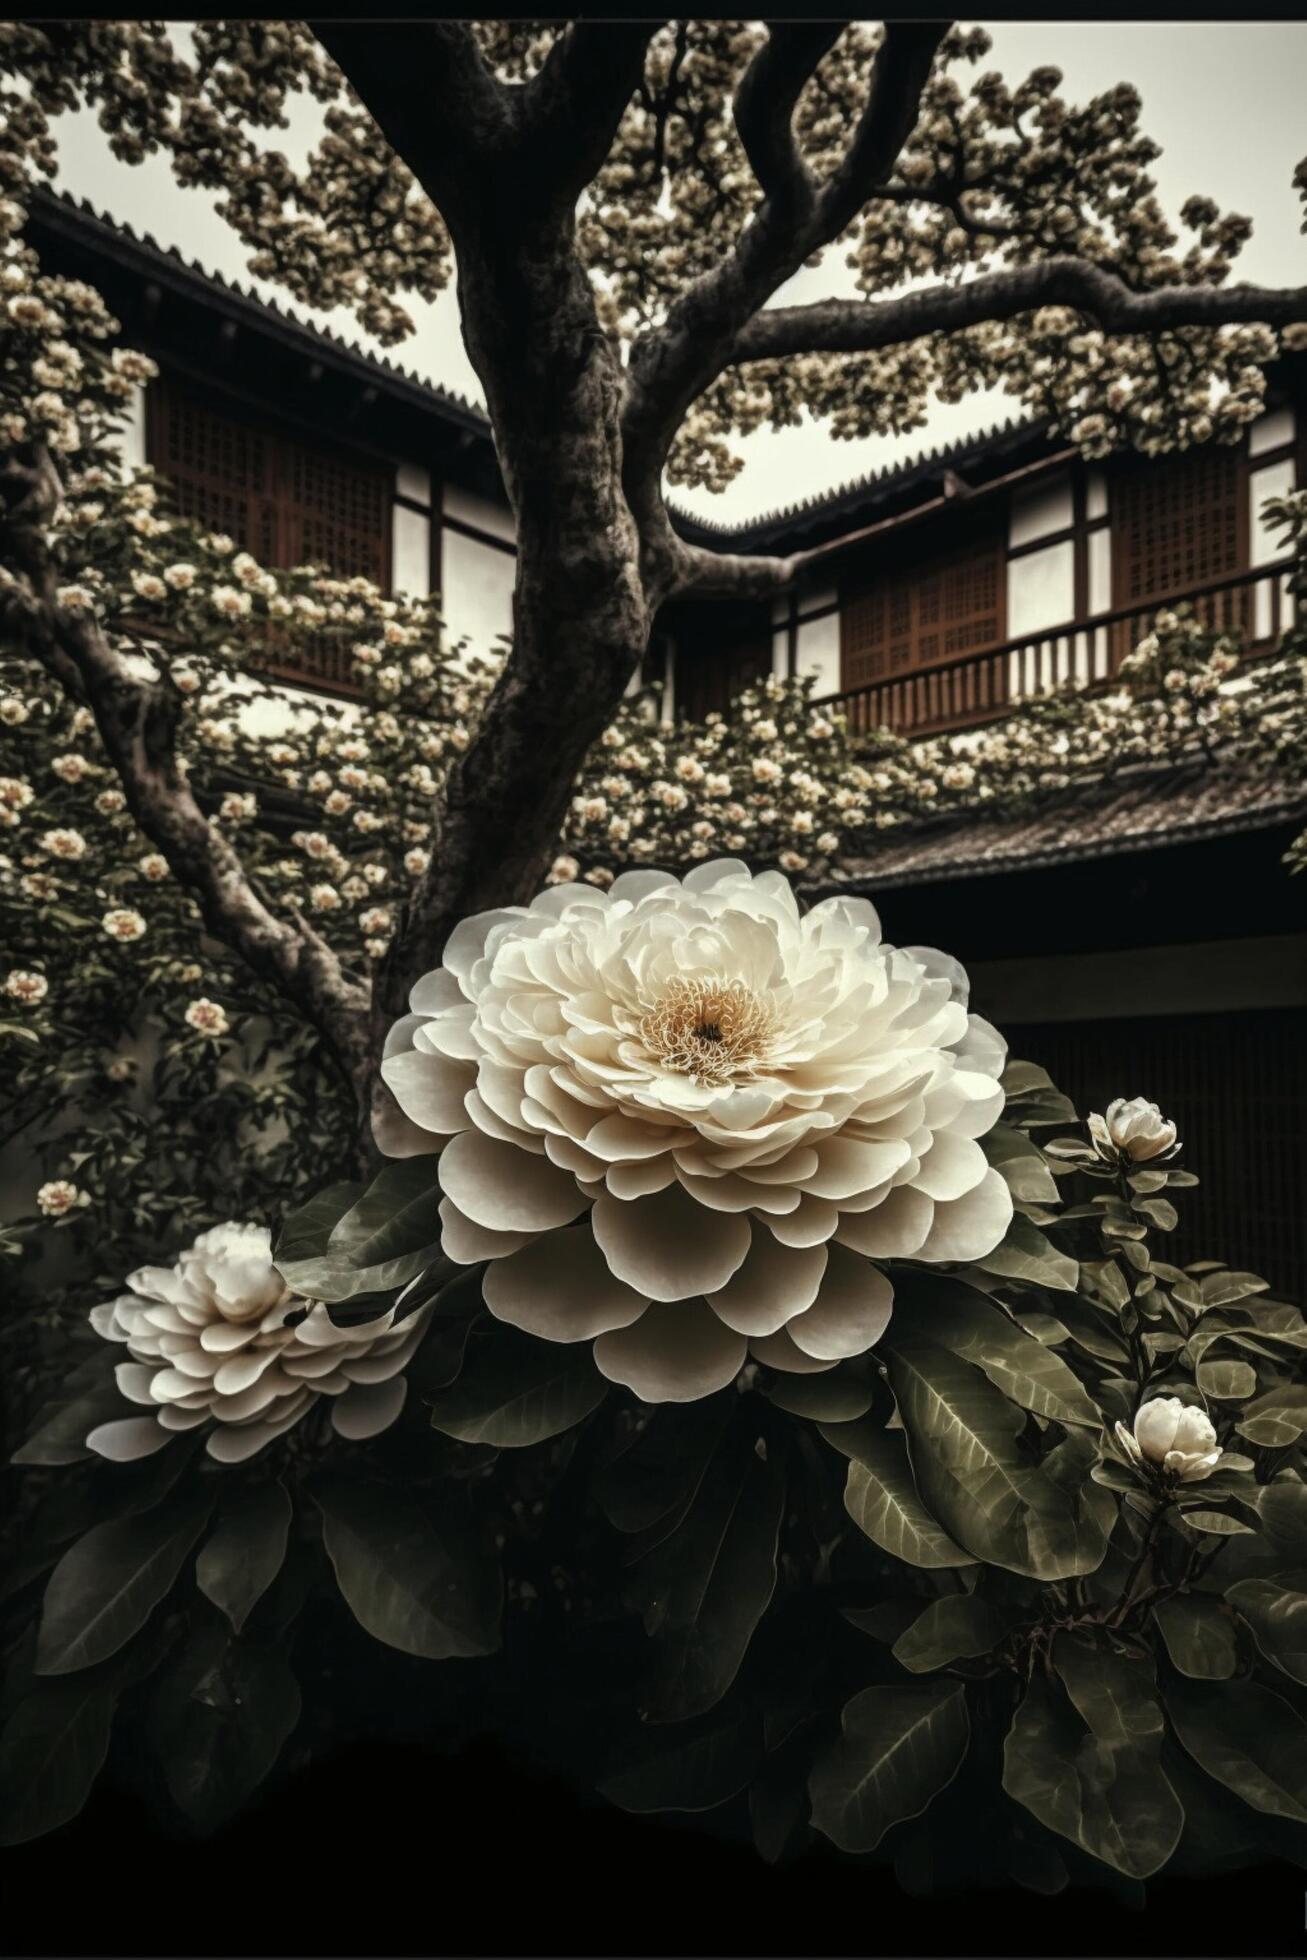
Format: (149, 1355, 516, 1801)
(86, 1222, 429, 1464)
(379, 861, 1013, 1404)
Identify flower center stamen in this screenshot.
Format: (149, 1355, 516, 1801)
(640, 976, 776, 1086)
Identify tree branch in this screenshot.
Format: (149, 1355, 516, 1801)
(730, 257, 1307, 364)
(516, 22, 662, 205)
(622, 23, 948, 526)
(0, 445, 372, 1110)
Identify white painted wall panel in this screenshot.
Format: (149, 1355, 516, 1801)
(1088, 527, 1111, 615)
(392, 503, 430, 599)
(795, 612, 840, 697)
(441, 527, 515, 654)
(773, 627, 788, 678)
(1249, 407, 1294, 458)
(1086, 469, 1107, 521)
(1250, 453, 1297, 638)
(1009, 472, 1073, 549)
(442, 482, 516, 545)
(1008, 539, 1075, 637)
(119, 383, 147, 474)
(396, 461, 431, 507)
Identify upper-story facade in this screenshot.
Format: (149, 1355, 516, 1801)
(28, 191, 1305, 734)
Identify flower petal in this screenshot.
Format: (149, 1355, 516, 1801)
(593, 1299, 746, 1404)
(591, 1185, 750, 1302)
(913, 1167, 1013, 1263)
(86, 1416, 172, 1460)
(484, 1226, 649, 1343)
(706, 1237, 828, 1337)
(437, 1129, 589, 1233)
(785, 1245, 894, 1361)
(748, 1327, 838, 1375)
(331, 1376, 408, 1440)
(835, 1185, 934, 1258)
(438, 1196, 534, 1265)
(380, 1049, 475, 1138)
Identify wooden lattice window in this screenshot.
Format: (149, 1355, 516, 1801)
(840, 534, 1005, 691)
(146, 380, 392, 691)
(1112, 446, 1247, 605)
(679, 635, 772, 723)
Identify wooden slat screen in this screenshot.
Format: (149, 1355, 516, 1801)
(1004, 1008, 1305, 1308)
(840, 533, 1005, 692)
(147, 380, 392, 692)
(678, 635, 772, 723)
(1110, 444, 1250, 661)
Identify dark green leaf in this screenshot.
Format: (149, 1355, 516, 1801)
(1198, 1271, 1270, 1309)
(313, 1473, 501, 1660)
(809, 1682, 970, 1853)
(149, 1621, 300, 1833)
(195, 1483, 292, 1635)
(36, 1490, 214, 1676)
(1226, 1573, 1307, 1686)
(11, 1381, 126, 1467)
(1195, 1358, 1257, 1400)
(974, 1214, 1079, 1292)
(628, 1420, 785, 1723)
(983, 1124, 1060, 1204)
(426, 1321, 607, 1447)
(1003, 1642, 1183, 1879)
(273, 1179, 363, 1267)
(600, 1706, 762, 1814)
(820, 1419, 974, 1569)
(890, 1272, 1100, 1427)
(599, 1396, 733, 1536)
(0, 1676, 114, 1846)
(764, 1367, 875, 1423)
(327, 1158, 443, 1268)
(881, 1339, 1107, 1580)
(1166, 1676, 1307, 1824)
(892, 1594, 1013, 1673)
(1152, 1594, 1238, 1679)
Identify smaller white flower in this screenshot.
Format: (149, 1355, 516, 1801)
(42, 827, 87, 860)
(138, 853, 169, 881)
(5, 969, 48, 1004)
(38, 1179, 89, 1217)
(1089, 1097, 1179, 1164)
(185, 997, 229, 1037)
(1114, 1397, 1223, 1482)
(102, 907, 147, 941)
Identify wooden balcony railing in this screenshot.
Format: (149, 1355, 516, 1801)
(818, 559, 1297, 740)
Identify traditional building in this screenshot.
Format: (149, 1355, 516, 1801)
(23, 191, 1307, 1300)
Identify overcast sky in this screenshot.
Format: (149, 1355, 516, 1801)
(48, 21, 1307, 522)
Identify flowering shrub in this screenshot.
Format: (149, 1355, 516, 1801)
(5, 867, 1303, 1890)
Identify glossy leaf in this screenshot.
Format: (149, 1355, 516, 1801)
(891, 1594, 1013, 1674)
(891, 1273, 1099, 1427)
(809, 1682, 970, 1853)
(1152, 1594, 1238, 1679)
(974, 1215, 1079, 1293)
(600, 1706, 762, 1814)
(599, 1396, 732, 1536)
(0, 1676, 115, 1846)
(1226, 1573, 1307, 1685)
(983, 1124, 1060, 1204)
(149, 1621, 301, 1833)
(882, 1340, 1106, 1580)
(1166, 1676, 1307, 1823)
(820, 1420, 974, 1569)
(426, 1322, 607, 1446)
(36, 1491, 214, 1676)
(1003, 1644, 1183, 1879)
(313, 1474, 501, 1661)
(327, 1158, 444, 1269)
(195, 1483, 293, 1635)
(628, 1421, 785, 1723)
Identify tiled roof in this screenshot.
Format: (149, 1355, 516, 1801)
(28, 188, 1053, 545)
(816, 764, 1307, 894)
(27, 188, 490, 433)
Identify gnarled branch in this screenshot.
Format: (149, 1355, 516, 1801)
(730, 257, 1307, 364)
(0, 444, 372, 1107)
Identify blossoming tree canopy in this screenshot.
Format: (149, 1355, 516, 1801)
(2, 21, 1306, 1151)
(381, 860, 1011, 1401)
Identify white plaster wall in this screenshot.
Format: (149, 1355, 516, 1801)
(1249, 406, 1294, 459)
(396, 462, 431, 506)
(392, 503, 430, 599)
(1009, 471, 1073, 549)
(442, 482, 516, 545)
(772, 627, 788, 679)
(440, 526, 515, 655)
(1250, 449, 1297, 639)
(118, 382, 147, 475)
(1007, 541, 1077, 698)
(795, 611, 840, 697)
(1086, 469, 1108, 522)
